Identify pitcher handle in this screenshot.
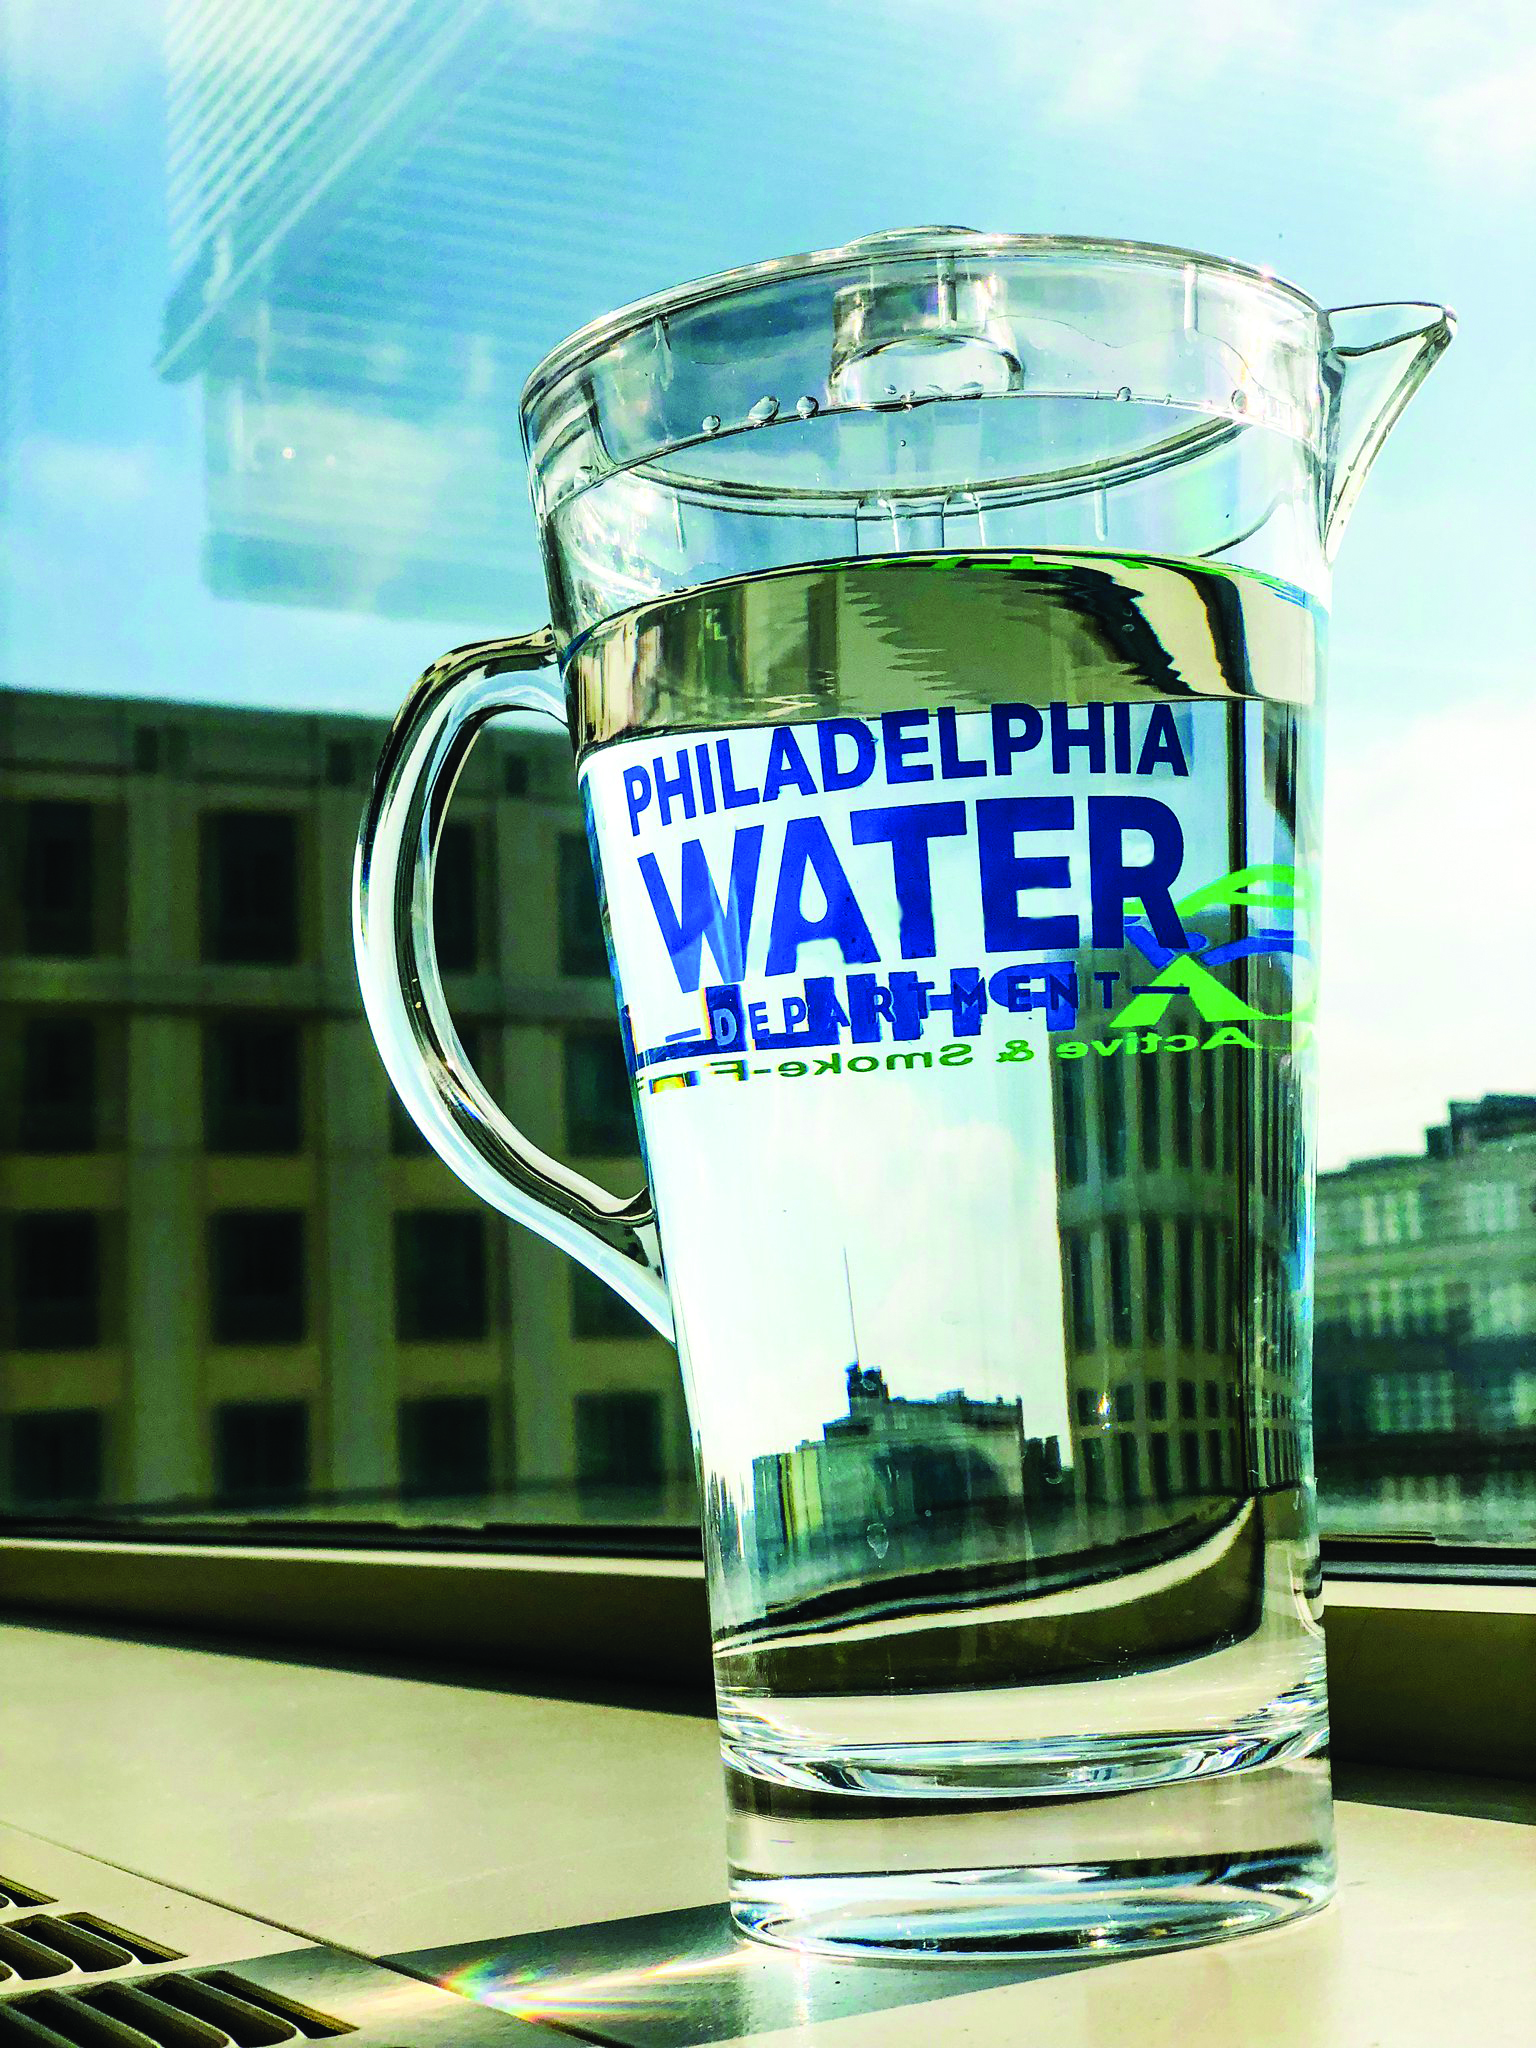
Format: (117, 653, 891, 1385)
(352, 629, 674, 1341)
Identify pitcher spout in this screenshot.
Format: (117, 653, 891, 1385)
(1323, 302, 1455, 558)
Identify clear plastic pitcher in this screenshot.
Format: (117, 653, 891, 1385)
(354, 230, 1452, 1957)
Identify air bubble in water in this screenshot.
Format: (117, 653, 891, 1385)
(1115, 386, 1132, 402)
(700, 414, 722, 435)
(1231, 388, 1250, 412)
(747, 395, 780, 424)
(795, 394, 819, 418)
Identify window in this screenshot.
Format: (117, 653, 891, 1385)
(394, 1212, 489, 1342)
(10, 1215, 101, 1349)
(1106, 1220, 1133, 1347)
(1150, 1433, 1172, 1502)
(1112, 1382, 1135, 1423)
(203, 1019, 302, 1154)
(7, 1412, 104, 1509)
(201, 812, 300, 965)
(1199, 1056, 1219, 1171)
(214, 1402, 309, 1504)
(1175, 1219, 1197, 1347)
(1208, 1429, 1226, 1488)
(576, 1392, 663, 1488)
(1073, 1387, 1098, 1427)
(1082, 1438, 1107, 1505)
(1172, 1058, 1194, 1168)
(1147, 1379, 1167, 1421)
(1180, 1429, 1202, 1493)
(1138, 1056, 1162, 1171)
(1142, 1221, 1165, 1342)
(1118, 1435, 1141, 1505)
(558, 832, 609, 978)
(1100, 1058, 1126, 1178)
(572, 1267, 649, 1340)
(564, 1032, 636, 1157)
(1178, 1378, 1198, 1420)
(1059, 1061, 1088, 1185)
(1463, 1182, 1522, 1236)
(400, 1397, 492, 1498)
(209, 1212, 306, 1344)
(20, 801, 95, 956)
(432, 821, 481, 974)
(19, 1016, 96, 1152)
(1368, 1370, 1457, 1436)
(1066, 1233, 1096, 1353)
(1202, 1221, 1222, 1354)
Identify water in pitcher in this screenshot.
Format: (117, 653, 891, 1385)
(567, 550, 1334, 1952)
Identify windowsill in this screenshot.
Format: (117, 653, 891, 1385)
(0, 1530, 1531, 1779)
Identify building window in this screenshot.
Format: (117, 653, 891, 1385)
(209, 1211, 306, 1343)
(1118, 1434, 1141, 1505)
(564, 1032, 635, 1157)
(203, 1018, 302, 1154)
(1138, 1056, 1162, 1171)
(1112, 1381, 1136, 1423)
(390, 1023, 483, 1154)
(1172, 1057, 1194, 1168)
(1175, 1218, 1197, 1346)
(1107, 1219, 1134, 1346)
(1359, 1185, 1425, 1246)
(575, 1391, 663, 1488)
(1073, 1386, 1099, 1427)
(1146, 1378, 1167, 1421)
(1181, 1429, 1202, 1492)
(1067, 1232, 1096, 1353)
(1100, 1058, 1126, 1177)
(1059, 1061, 1088, 1186)
(1082, 1437, 1107, 1504)
(1178, 1377, 1198, 1420)
(19, 1016, 97, 1152)
(558, 832, 609, 978)
(1205, 1381, 1222, 1419)
(1367, 1370, 1457, 1436)
(7, 1411, 104, 1508)
(214, 1401, 309, 1504)
(1463, 1181, 1522, 1236)
(1199, 1057, 1220, 1171)
(432, 821, 480, 973)
(1150, 1433, 1172, 1501)
(1142, 1221, 1166, 1343)
(201, 811, 299, 965)
(20, 801, 96, 956)
(11, 1214, 100, 1349)
(1202, 1221, 1222, 1353)
(394, 1211, 489, 1341)
(1208, 1428, 1226, 1487)
(400, 1396, 492, 1498)
(571, 1266, 650, 1339)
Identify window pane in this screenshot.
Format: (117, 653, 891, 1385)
(394, 1212, 488, 1342)
(563, 1033, 636, 1157)
(558, 833, 609, 978)
(400, 1397, 492, 1498)
(200, 812, 299, 965)
(203, 1019, 302, 1154)
(571, 1267, 649, 1340)
(209, 1212, 306, 1343)
(215, 1402, 309, 1505)
(576, 1392, 663, 1489)
(10, 1215, 101, 1350)
(2, 0, 1530, 1561)
(19, 1016, 97, 1152)
(6, 1411, 104, 1509)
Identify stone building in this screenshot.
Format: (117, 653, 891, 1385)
(0, 689, 687, 1515)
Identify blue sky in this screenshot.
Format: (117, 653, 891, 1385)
(3, 0, 1533, 1162)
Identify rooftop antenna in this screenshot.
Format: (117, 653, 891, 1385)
(843, 1248, 861, 1368)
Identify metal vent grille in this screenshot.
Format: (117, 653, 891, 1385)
(0, 1972, 354, 2044)
(0, 1888, 51, 1918)
(0, 1918, 185, 1984)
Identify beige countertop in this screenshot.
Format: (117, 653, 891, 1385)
(0, 1619, 1530, 2046)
